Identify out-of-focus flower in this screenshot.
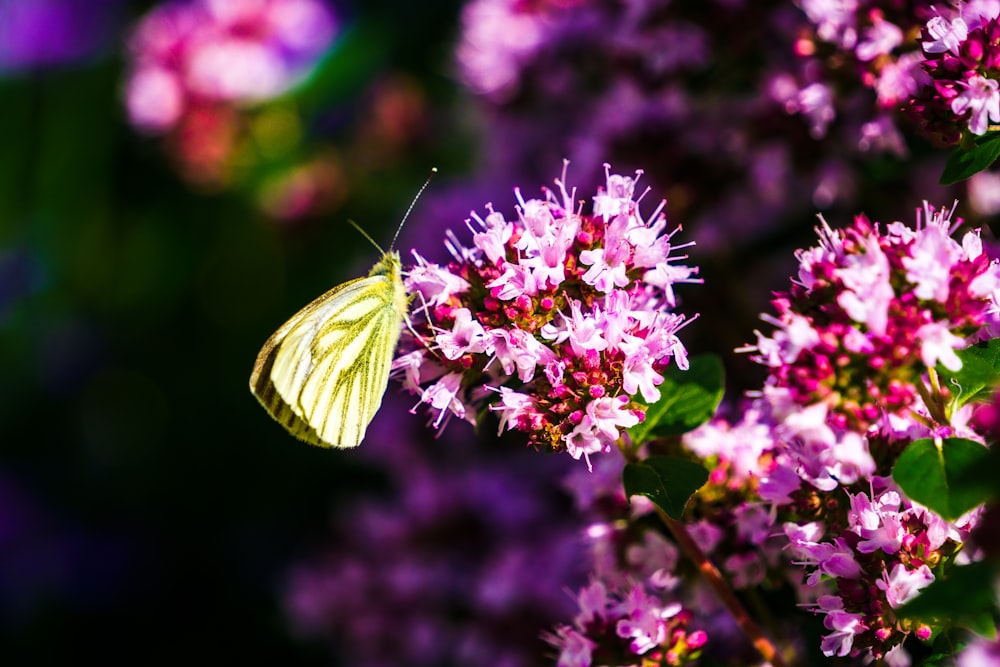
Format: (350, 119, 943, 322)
(283, 398, 584, 667)
(451, 0, 950, 266)
(968, 169, 1000, 215)
(956, 636, 1000, 666)
(0, 0, 123, 72)
(122, 0, 344, 213)
(257, 152, 346, 222)
(124, 0, 336, 133)
(393, 164, 700, 469)
(545, 580, 706, 667)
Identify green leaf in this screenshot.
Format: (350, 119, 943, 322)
(628, 354, 724, 444)
(622, 456, 709, 519)
(896, 561, 998, 637)
(940, 338, 1000, 411)
(893, 438, 994, 521)
(941, 131, 1000, 185)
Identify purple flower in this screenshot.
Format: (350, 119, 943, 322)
(957, 636, 1000, 667)
(720, 199, 1000, 661)
(550, 626, 595, 667)
(816, 596, 865, 657)
(911, 9, 1000, 141)
(798, 0, 859, 49)
(951, 75, 1000, 135)
(876, 563, 934, 608)
(546, 578, 702, 666)
(284, 399, 585, 666)
(855, 15, 902, 62)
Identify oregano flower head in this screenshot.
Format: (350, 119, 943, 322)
(743, 202, 1000, 433)
(393, 163, 700, 468)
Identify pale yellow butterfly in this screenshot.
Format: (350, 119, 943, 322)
(249, 170, 435, 448)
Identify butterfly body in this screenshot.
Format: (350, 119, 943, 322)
(250, 251, 408, 448)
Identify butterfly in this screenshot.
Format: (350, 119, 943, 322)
(249, 170, 434, 448)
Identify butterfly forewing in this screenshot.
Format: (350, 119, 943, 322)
(249, 252, 408, 448)
(300, 283, 395, 445)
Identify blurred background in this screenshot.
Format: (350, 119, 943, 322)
(0, 0, 991, 664)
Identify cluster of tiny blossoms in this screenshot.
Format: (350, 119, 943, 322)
(125, 0, 335, 134)
(546, 579, 706, 667)
(393, 164, 700, 468)
(550, 451, 711, 667)
(744, 202, 1000, 435)
(728, 201, 1000, 662)
(785, 1, 933, 144)
(679, 399, 986, 663)
(910, 4, 1000, 142)
(546, 412, 788, 667)
(785, 474, 979, 661)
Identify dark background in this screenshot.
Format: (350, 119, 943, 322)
(0, 0, 470, 662)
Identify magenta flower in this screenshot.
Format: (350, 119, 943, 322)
(780, 466, 982, 658)
(957, 637, 1000, 667)
(551, 627, 595, 667)
(817, 596, 866, 657)
(394, 164, 700, 468)
(729, 199, 998, 661)
(855, 15, 903, 62)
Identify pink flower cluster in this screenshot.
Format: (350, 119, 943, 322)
(744, 203, 1000, 435)
(911, 4, 1000, 142)
(718, 201, 1000, 661)
(124, 0, 335, 133)
(680, 400, 988, 664)
(549, 448, 717, 667)
(546, 580, 706, 667)
(681, 407, 790, 592)
(784, 2, 933, 144)
(786, 475, 978, 661)
(394, 164, 700, 468)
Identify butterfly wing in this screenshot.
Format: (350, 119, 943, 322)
(250, 253, 407, 448)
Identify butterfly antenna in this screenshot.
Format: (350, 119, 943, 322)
(389, 167, 437, 251)
(348, 219, 386, 255)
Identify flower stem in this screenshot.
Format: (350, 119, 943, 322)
(655, 507, 788, 667)
(917, 369, 949, 425)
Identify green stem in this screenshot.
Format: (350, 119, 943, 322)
(917, 369, 949, 425)
(655, 507, 789, 667)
